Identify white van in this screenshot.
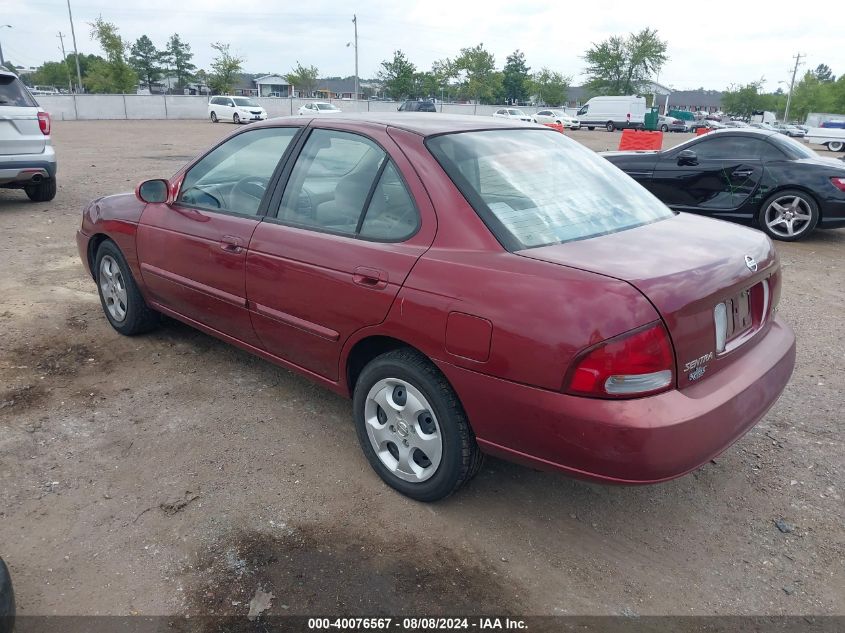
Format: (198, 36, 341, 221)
(576, 96, 647, 131)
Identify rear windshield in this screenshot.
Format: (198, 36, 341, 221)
(0, 75, 38, 107)
(427, 129, 674, 249)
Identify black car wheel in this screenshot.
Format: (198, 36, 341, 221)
(0, 558, 14, 633)
(758, 190, 819, 241)
(210, 111, 218, 123)
(24, 178, 57, 202)
(606, 121, 615, 132)
(352, 348, 482, 501)
(95, 240, 161, 335)
(828, 141, 843, 152)
(660, 124, 669, 132)
(587, 126, 595, 131)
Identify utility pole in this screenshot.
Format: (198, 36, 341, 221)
(57, 32, 73, 93)
(352, 14, 359, 103)
(0, 25, 11, 71)
(66, 0, 83, 93)
(783, 53, 804, 123)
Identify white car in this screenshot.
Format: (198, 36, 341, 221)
(208, 96, 268, 124)
(492, 108, 533, 122)
(298, 102, 342, 115)
(533, 109, 580, 129)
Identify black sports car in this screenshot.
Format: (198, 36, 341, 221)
(602, 129, 845, 241)
(0, 558, 13, 633)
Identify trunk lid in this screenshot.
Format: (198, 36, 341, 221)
(518, 213, 780, 390)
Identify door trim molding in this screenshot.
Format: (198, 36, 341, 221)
(251, 301, 340, 341)
(140, 262, 246, 308)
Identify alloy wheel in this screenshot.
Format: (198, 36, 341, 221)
(764, 195, 813, 239)
(363, 378, 443, 483)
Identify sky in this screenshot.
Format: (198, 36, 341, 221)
(1, 0, 842, 91)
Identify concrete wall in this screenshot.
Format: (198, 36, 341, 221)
(36, 94, 579, 121)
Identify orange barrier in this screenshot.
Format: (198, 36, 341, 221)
(543, 123, 565, 133)
(696, 127, 711, 136)
(618, 129, 663, 151)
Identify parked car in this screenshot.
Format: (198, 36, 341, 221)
(820, 120, 845, 129)
(602, 128, 845, 241)
(30, 85, 59, 96)
(208, 96, 268, 124)
(749, 122, 775, 131)
(576, 95, 647, 131)
(492, 108, 532, 122)
(77, 114, 795, 501)
(722, 120, 750, 128)
(658, 114, 685, 133)
(397, 100, 437, 112)
(0, 558, 13, 633)
(0, 68, 57, 202)
(771, 122, 805, 137)
(533, 109, 579, 129)
(298, 101, 342, 115)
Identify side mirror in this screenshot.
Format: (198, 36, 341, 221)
(677, 149, 698, 166)
(136, 179, 169, 204)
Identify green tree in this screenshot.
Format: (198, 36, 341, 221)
(86, 17, 137, 93)
(378, 50, 417, 99)
(415, 71, 439, 99)
(164, 34, 196, 91)
(285, 61, 320, 97)
(721, 80, 768, 118)
(584, 28, 668, 95)
(531, 68, 570, 106)
(455, 43, 499, 104)
(129, 35, 164, 90)
(31, 61, 73, 87)
(431, 57, 459, 101)
(502, 49, 531, 104)
(814, 63, 835, 82)
(789, 71, 836, 121)
(208, 42, 243, 94)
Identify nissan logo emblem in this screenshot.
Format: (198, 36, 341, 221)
(745, 255, 758, 272)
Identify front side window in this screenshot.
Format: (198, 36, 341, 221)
(276, 129, 419, 240)
(178, 127, 299, 215)
(427, 129, 673, 249)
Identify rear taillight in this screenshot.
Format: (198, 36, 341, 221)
(565, 322, 675, 398)
(38, 111, 51, 136)
(831, 177, 845, 192)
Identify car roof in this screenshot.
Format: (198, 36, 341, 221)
(256, 112, 545, 136)
(0, 68, 19, 78)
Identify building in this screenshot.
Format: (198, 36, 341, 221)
(308, 78, 364, 100)
(230, 73, 292, 97)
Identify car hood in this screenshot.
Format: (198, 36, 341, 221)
(517, 213, 778, 389)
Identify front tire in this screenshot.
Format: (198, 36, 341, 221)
(827, 141, 843, 152)
(758, 190, 819, 241)
(352, 348, 482, 502)
(95, 240, 160, 335)
(660, 124, 669, 132)
(24, 178, 56, 202)
(233, 113, 240, 124)
(210, 111, 218, 123)
(587, 126, 595, 131)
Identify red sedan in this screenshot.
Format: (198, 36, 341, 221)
(76, 114, 796, 501)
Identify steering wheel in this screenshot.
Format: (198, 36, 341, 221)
(234, 176, 269, 201)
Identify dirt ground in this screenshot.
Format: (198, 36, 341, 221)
(0, 120, 843, 618)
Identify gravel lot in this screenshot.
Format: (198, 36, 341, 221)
(0, 120, 843, 618)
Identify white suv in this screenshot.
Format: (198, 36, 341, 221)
(0, 69, 56, 202)
(208, 96, 268, 124)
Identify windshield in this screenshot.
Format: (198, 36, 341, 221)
(316, 103, 339, 111)
(508, 109, 526, 116)
(233, 97, 259, 107)
(0, 74, 38, 107)
(427, 129, 674, 249)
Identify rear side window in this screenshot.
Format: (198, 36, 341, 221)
(427, 129, 673, 249)
(276, 129, 419, 241)
(0, 75, 37, 107)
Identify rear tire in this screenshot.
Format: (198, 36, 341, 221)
(587, 126, 595, 131)
(758, 189, 819, 242)
(660, 124, 669, 132)
(828, 141, 843, 152)
(352, 348, 483, 502)
(210, 111, 218, 123)
(94, 240, 160, 335)
(606, 121, 615, 132)
(24, 178, 56, 202)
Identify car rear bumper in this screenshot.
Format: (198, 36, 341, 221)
(818, 198, 845, 228)
(0, 145, 57, 185)
(437, 315, 795, 484)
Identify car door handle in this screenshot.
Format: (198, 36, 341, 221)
(353, 266, 388, 289)
(219, 235, 243, 253)
(732, 169, 754, 178)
